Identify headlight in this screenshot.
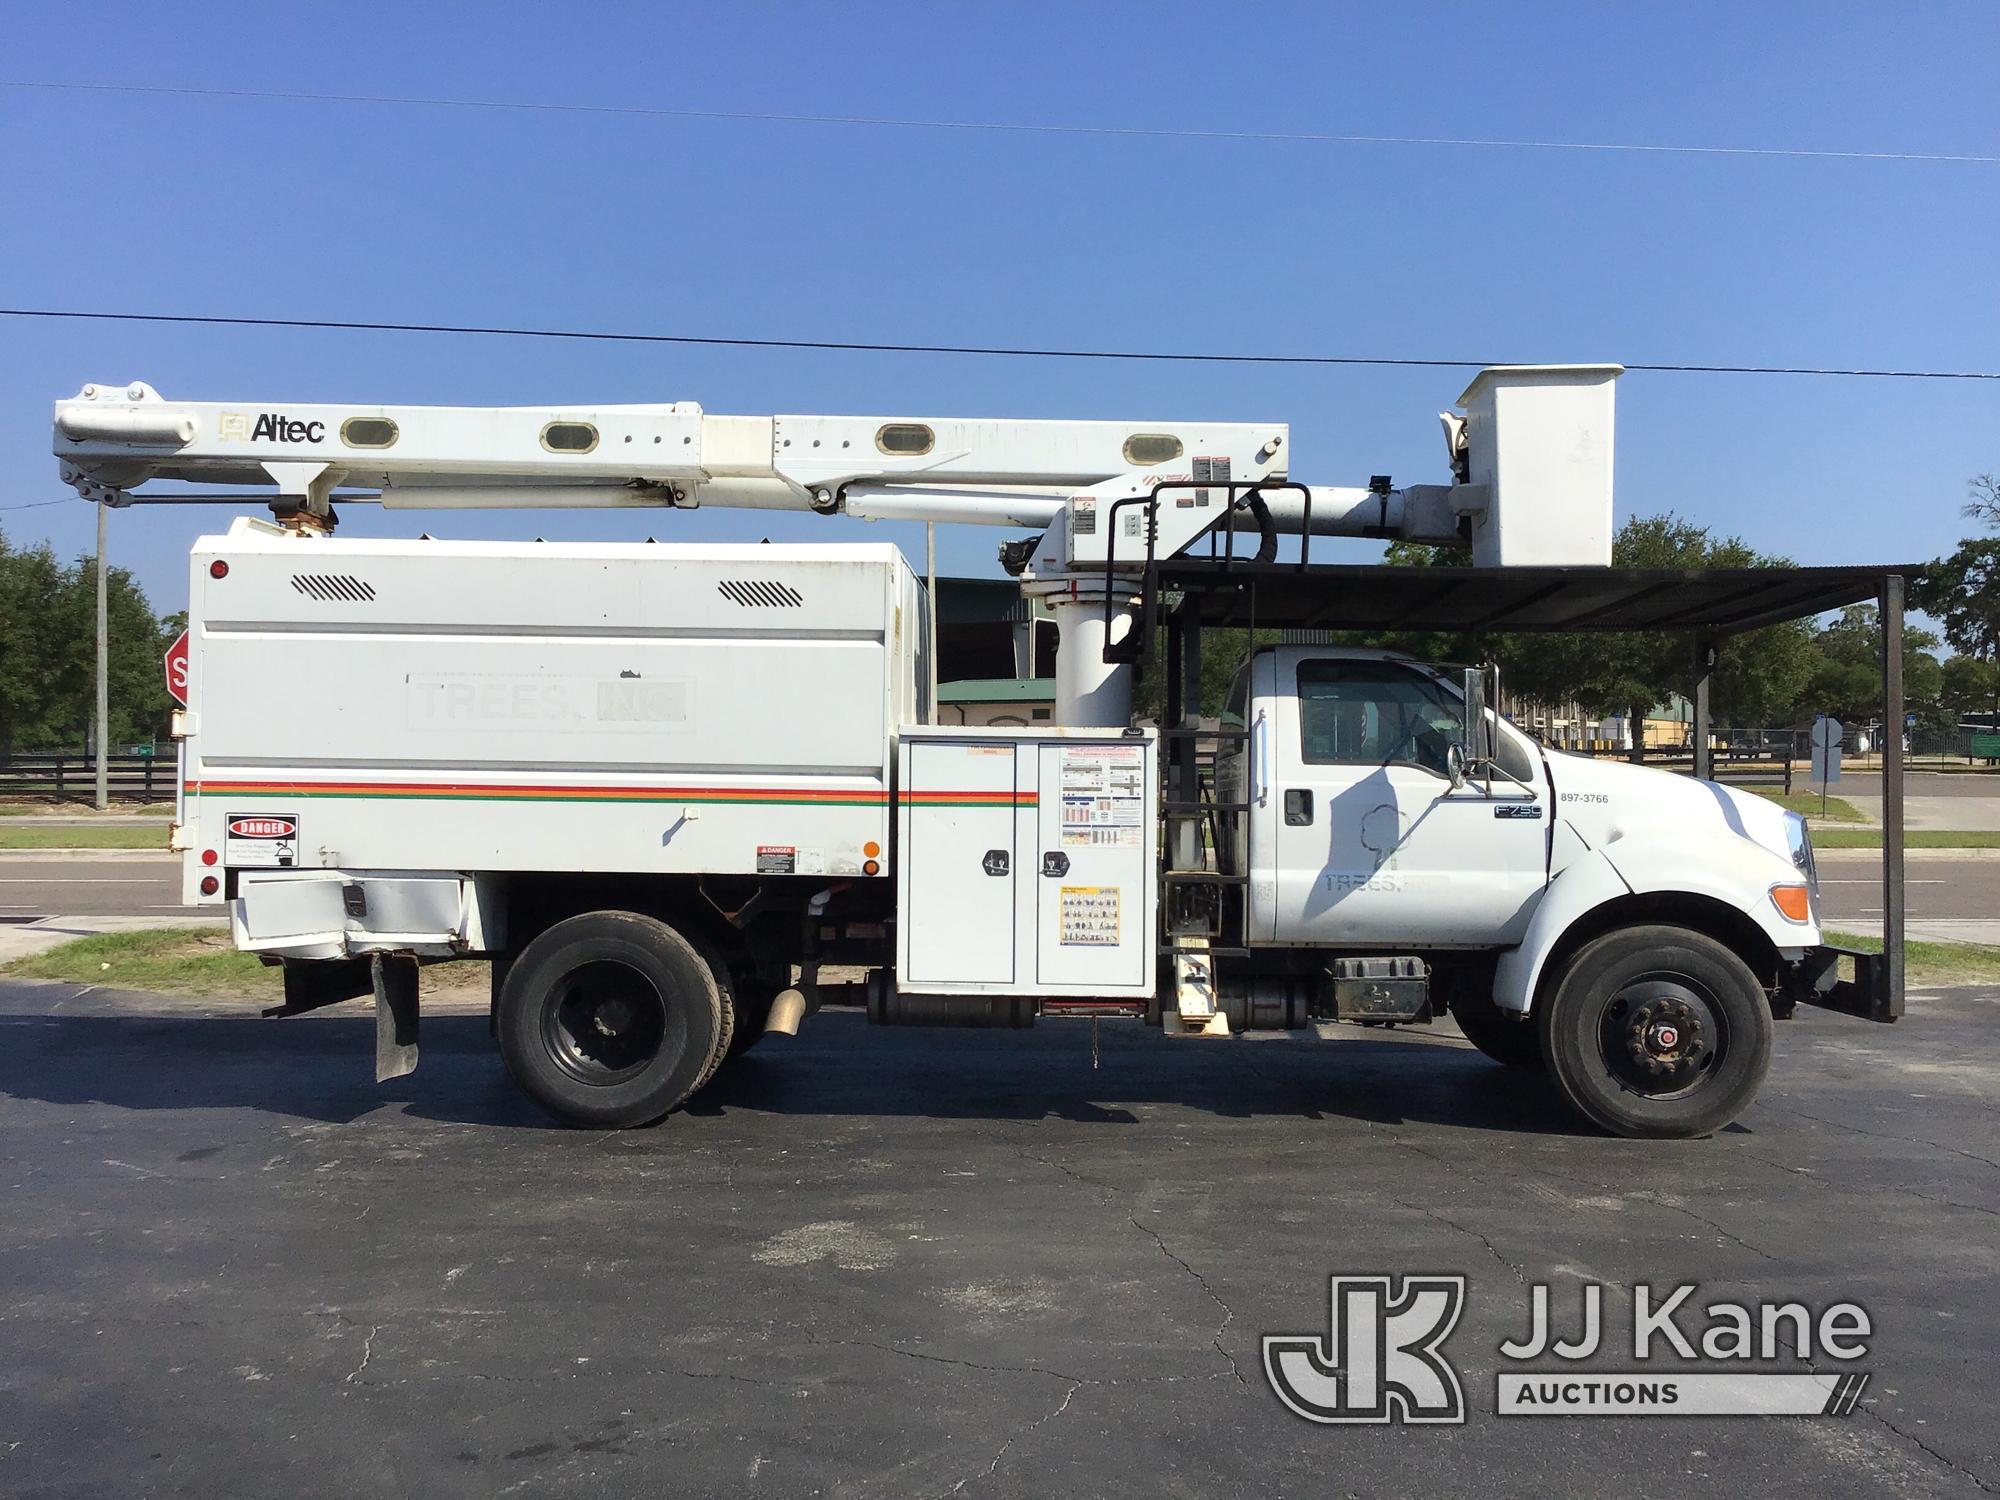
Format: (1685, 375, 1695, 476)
(1784, 812, 1818, 894)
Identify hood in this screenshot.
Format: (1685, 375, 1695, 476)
(1544, 751, 1796, 866)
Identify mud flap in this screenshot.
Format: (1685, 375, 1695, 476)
(373, 953, 421, 1081)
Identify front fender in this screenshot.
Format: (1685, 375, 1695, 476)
(1492, 832, 1816, 1015)
(1604, 829, 1817, 950)
(1492, 849, 1630, 1014)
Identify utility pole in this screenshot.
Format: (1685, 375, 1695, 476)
(95, 500, 109, 811)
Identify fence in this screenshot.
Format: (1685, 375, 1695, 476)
(0, 752, 176, 804)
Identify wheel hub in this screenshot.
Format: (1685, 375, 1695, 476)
(1600, 981, 1722, 1097)
(593, 995, 637, 1037)
(544, 961, 669, 1085)
(1623, 995, 1704, 1077)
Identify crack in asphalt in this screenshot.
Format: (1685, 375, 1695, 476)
(1006, 1140, 1250, 1389)
(1395, 1195, 1529, 1284)
(801, 1326, 1082, 1385)
(1733, 1141, 2000, 1219)
(344, 1323, 379, 1385)
(1860, 1408, 2000, 1494)
(932, 1377, 1084, 1500)
(1010, 1145, 1119, 1196)
(1765, 1101, 2000, 1172)
(1770, 1328, 1999, 1494)
(1128, 1213, 1248, 1387)
(1625, 1190, 1783, 1263)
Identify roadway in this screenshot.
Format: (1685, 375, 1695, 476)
(1806, 770, 2000, 831)
(0, 856, 190, 921)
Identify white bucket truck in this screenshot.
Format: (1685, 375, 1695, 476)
(52, 367, 1894, 1137)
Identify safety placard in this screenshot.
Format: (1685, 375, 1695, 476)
(1059, 744, 1145, 847)
(225, 811, 299, 868)
(1058, 885, 1121, 946)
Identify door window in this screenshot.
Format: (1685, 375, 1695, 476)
(1296, 660, 1462, 778)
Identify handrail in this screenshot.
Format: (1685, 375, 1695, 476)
(1097, 480, 1315, 665)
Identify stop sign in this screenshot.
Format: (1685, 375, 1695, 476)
(164, 628, 190, 706)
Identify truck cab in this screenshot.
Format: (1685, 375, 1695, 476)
(1223, 646, 1549, 948)
(1209, 644, 1837, 1136)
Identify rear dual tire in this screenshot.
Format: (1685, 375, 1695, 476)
(1448, 988, 1544, 1071)
(497, 911, 732, 1128)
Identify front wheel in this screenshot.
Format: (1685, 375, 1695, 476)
(497, 911, 724, 1128)
(1537, 924, 1773, 1139)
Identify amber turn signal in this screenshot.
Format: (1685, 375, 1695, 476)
(1769, 883, 1811, 923)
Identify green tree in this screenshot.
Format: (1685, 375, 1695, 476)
(1370, 520, 1815, 734)
(0, 535, 68, 754)
(1799, 604, 1946, 728)
(1913, 537, 2000, 711)
(0, 528, 176, 753)
(48, 554, 176, 748)
(1941, 654, 1999, 722)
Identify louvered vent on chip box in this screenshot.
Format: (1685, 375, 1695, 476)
(718, 579, 804, 607)
(291, 573, 377, 602)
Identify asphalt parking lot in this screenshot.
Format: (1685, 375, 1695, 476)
(2, 980, 1995, 1498)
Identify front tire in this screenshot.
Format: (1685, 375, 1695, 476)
(497, 911, 724, 1128)
(1537, 924, 1772, 1139)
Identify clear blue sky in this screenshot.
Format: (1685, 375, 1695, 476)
(2, 2, 1995, 620)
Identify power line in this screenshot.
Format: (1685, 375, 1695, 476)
(5, 79, 1997, 167)
(0, 498, 69, 512)
(4, 307, 1997, 382)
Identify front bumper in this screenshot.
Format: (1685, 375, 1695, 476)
(1781, 945, 1901, 1023)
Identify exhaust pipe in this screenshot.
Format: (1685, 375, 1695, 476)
(763, 987, 810, 1037)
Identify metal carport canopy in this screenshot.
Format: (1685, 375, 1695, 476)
(1151, 553, 1915, 1024)
(1159, 561, 1917, 635)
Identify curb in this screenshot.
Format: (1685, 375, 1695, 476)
(0, 913, 228, 966)
(1816, 846, 2000, 862)
(0, 848, 175, 861)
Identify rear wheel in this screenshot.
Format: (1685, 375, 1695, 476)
(726, 977, 778, 1059)
(1537, 924, 1772, 1139)
(497, 911, 723, 1127)
(1448, 988, 1543, 1071)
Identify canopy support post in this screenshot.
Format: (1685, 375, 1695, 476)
(1878, 574, 1906, 1020)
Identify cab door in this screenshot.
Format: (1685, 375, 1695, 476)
(1251, 651, 1547, 946)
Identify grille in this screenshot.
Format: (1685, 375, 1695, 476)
(291, 573, 377, 603)
(718, 579, 804, 608)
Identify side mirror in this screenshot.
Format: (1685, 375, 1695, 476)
(1446, 741, 1468, 791)
(1460, 666, 1494, 766)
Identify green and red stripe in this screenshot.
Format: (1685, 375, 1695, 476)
(186, 779, 1038, 809)
(187, 779, 885, 807)
(899, 790, 1038, 808)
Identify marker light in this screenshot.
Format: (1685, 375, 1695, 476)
(862, 859, 881, 876)
(1770, 884, 1811, 923)
(199, 875, 220, 896)
(209, 559, 229, 579)
(201, 849, 218, 866)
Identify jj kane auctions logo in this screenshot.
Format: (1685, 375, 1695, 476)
(1264, 1275, 1872, 1423)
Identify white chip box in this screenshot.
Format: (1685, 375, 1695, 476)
(894, 726, 1158, 997)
